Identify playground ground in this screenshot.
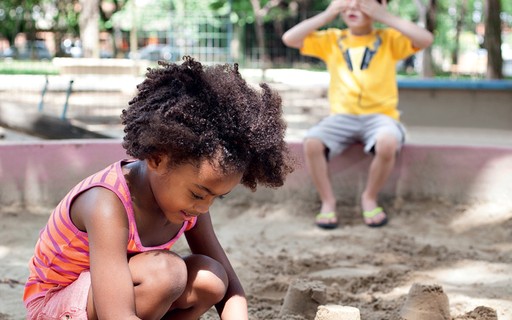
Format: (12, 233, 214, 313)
(1, 184, 511, 319)
(1, 71, 511, 319)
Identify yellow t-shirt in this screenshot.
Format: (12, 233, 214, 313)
(301, 28, 418, 120)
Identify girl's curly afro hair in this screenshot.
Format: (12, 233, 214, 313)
(121, 56, 294, 191)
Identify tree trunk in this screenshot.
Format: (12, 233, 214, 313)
(250, 0, 271, 76)
(422, 0, 437, 78)
(413, 0, 436, 78)
(451, 0, 467, 67)
(79, 0, 100, 58)
(484, 0, 502, 79)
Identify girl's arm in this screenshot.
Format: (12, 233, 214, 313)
(359, 0, 434, 49)
(282, 0, 347, 49)
(73, 187, 141, 320)
(185, 212, 248, 320)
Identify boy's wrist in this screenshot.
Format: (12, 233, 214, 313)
(320, 9, 339, 25)
(374, 11, 396, 26)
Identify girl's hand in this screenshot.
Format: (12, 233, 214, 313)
(358, 0, 388, 21)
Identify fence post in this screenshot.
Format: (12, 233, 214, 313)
(38, 76, 49, 112)
(61, 79, 74, 119)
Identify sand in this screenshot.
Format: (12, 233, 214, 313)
(1, 188, 511, 320)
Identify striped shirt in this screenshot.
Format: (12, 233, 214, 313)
(23, 160, 197, 306)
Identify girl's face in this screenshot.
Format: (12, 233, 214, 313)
(148, 156, 242, 225)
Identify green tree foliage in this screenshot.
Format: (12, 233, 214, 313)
(111, 0, 170, 32)
(2, 0, 511, 75)
(210, 0, 332, 26)
(0, 0, 44, 44)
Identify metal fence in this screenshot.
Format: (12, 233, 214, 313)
(137, 10, 322, 69)
(0, 10, 326, 72)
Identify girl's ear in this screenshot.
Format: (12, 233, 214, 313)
(146, 155, 163, 171)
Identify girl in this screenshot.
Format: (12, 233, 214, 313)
(24, 57, 294, 320)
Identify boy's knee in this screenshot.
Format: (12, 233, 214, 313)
(184, 255, 228, 303)
(304, 138, 326, 156)
(375, 134, 399, 158)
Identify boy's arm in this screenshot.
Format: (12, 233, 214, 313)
(185, 212, 248, 320)
(359, 0, 434, 49)
(282, 0, 346, 49)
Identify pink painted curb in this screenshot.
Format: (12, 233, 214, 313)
(1, 140, 511, 211)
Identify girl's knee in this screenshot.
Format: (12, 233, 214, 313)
(184, 255, 228, 304)
(132, 251, 188, 298)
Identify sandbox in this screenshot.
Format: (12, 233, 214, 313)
(1, 140, 511, 319)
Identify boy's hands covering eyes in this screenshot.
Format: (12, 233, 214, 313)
(325, 0, 349, 17)
(358, 0, 389, 21)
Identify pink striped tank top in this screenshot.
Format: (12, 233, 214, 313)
(23, 160, 197, 306)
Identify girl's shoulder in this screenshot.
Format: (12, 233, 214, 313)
(70, 181, 130, 232)
(68, 160, 134, 231)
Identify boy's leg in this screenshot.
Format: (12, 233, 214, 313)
(361, 132, 398, 224)
(304, 114, 359, 228)
(304, 137, 337, 215)
(361, 115, 405, 226)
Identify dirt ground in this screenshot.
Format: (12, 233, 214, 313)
(1, 188, 511, 320)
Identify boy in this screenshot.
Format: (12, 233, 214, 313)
(282, 0, 433, 228)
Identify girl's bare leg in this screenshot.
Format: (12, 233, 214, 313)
(87, 250, 188, 320)
(163, 254, 229, 319)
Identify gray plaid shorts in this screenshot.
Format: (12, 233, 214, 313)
(304, 114, 406, 160)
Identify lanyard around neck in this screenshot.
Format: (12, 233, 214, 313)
(337, 32, 382, 71)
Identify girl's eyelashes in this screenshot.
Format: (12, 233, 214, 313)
(191, 192, 204, 200)
(191, 192, 226, 200)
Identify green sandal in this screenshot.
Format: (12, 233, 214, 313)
(362, 207, 388, 228)
(315, 212, 338, 229)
